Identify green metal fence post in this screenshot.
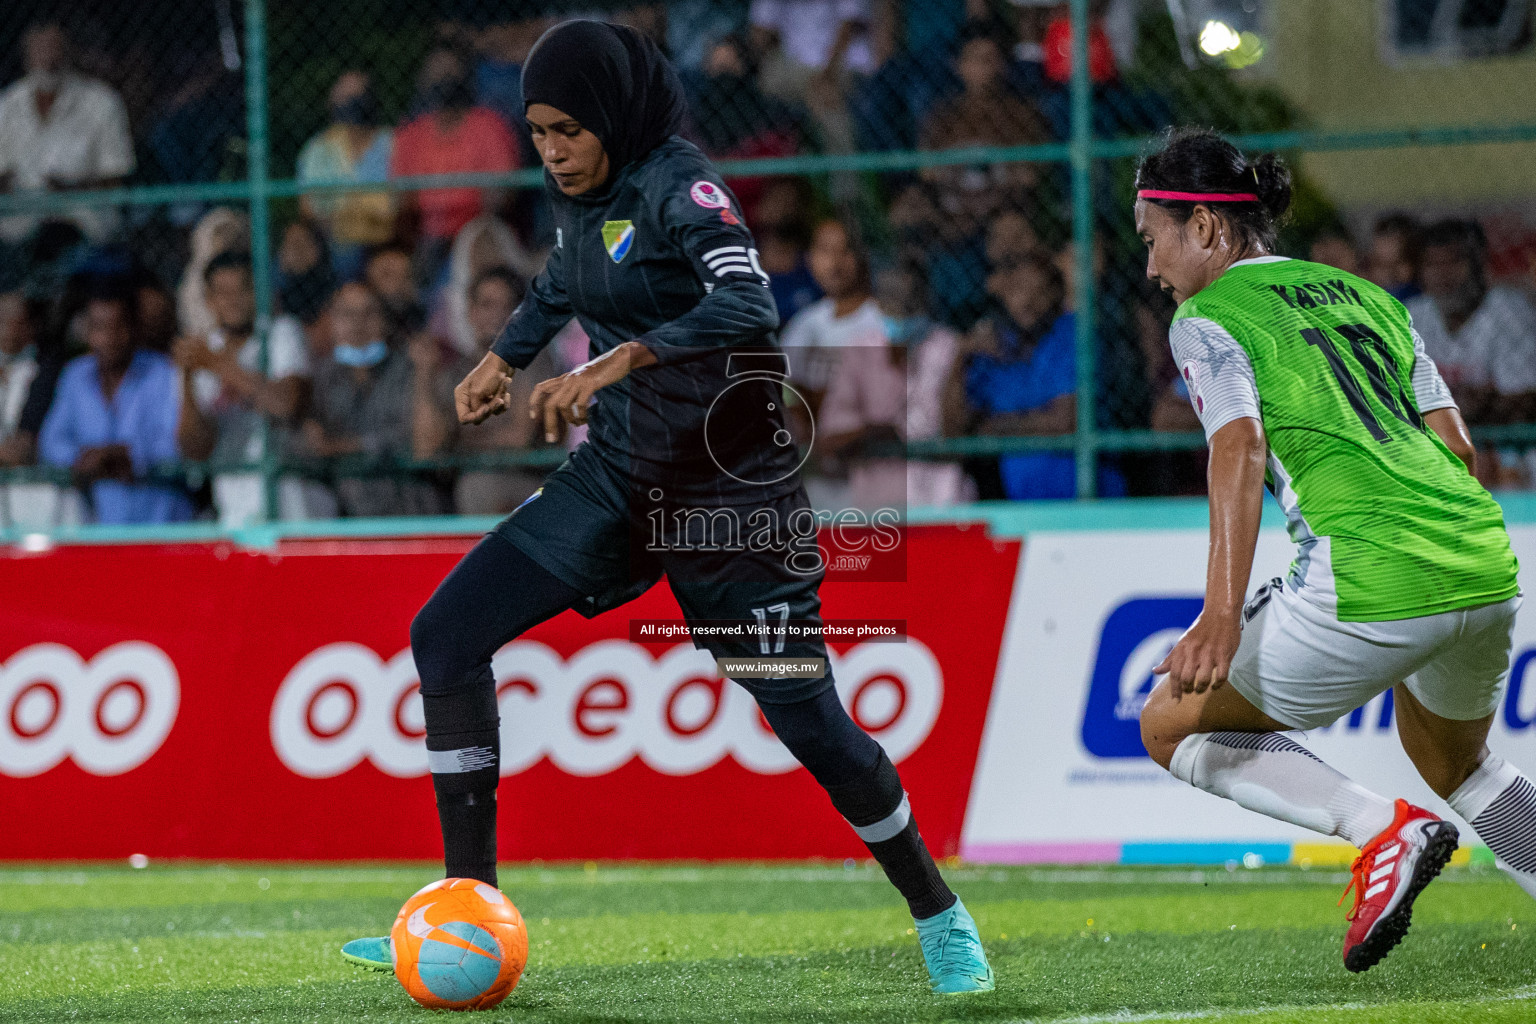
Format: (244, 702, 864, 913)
(243, 0, 278, 522)
(1069, 0, 1098, 498)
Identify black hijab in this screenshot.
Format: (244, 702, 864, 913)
(521, 20, 687, 183)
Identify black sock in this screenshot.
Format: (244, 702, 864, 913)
(823, 749, 956, 920)
(422, 679, 500, 886)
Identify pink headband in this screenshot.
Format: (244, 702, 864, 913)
(1137, 189, 1258, 202)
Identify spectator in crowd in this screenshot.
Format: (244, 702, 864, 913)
(1140, 294, 1202, 436)
(1309, 226, 1361, 275)
(749, 0, 871, 162)
(174, 252, 329, 525)
(364, 244, 427, 343)
(1412, 218, 1531, 406)
(850, 0, 961, 151)
(297, 71, 396, 281)
(750, 0, 877, 97)
(302, 282, 446, 517)
(132, 269, 176, 354)
(946, 249, 1119, 500)
(916, 19, 1050, 254)
(985, 207, 1041, 269)
(39, 288, 192, 524)
(0, 22, 134, 248)
(780, 217, 883, 411)
(752, 177, 822, 322)
(0, 290, 67, 527)
(1406, 219, 1536, 424)
(415, 266, 559, 514)
(818, 261, 973, 509)
(433, 214, 538, 358)
(177, 207, 248, 339)
(666, 0, 752, 71)
(275, 219, 338, 328)
(683, 34, 805, 199)
(1364, 213, 1422, 302)
(473, 18, 555, 165)
(0, 292, 42, 467)
(1028, 0, 1167, 139)
(1129, 281, 1206, 495)
(391, 48, 519, 279)
(920, 20, 1050, 160)
(145, 50, 243, 188)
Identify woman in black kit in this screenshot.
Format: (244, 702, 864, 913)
(340, 21, 993, 996)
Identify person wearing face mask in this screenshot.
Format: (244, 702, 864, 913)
(816, 262, 974, 509)
(297, 70, 397, 281)
(390, 49, 519, 280)
(0, 22, 134, 248)
(302, 281, 447, 517)
(1404, 220, 1536, 426)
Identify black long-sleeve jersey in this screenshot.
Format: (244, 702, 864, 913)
(492, 137, 802, 505)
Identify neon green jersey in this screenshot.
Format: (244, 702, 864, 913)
(1171, 256, 1518, 622)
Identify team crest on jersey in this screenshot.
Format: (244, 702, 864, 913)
(602, 220, 635, 263)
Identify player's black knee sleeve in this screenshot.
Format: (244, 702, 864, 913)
(411, 600, 478, 698)
(822, 748, 905, 828)
(757, 685, 881, 787)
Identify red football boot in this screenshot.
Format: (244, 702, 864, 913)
(1339, 799, 1459, 973)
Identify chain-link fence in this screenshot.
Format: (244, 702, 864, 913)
(1, 0, 1534, 528)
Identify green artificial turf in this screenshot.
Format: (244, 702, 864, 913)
(1, 862, 1531, 1022)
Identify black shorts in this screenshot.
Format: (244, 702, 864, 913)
(495, 443, 831, 704)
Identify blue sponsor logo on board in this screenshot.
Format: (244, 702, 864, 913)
(1081, 597, 1201, 759)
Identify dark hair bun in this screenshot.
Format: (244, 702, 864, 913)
(1249, 152, 1292, 223)
(1136, 127, 1292, 250)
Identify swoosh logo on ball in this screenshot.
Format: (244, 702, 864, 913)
(406, 906, 434, 939)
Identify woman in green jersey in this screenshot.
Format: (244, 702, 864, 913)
(1132, 129, 1529, 973)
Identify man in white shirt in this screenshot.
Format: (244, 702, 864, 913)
(1405, 219, 1536, 424)
(780, 218, 885, 407)
(749, 0, 876, 77)
(174, 251, 334, 525)
(0, 23, 135, 245)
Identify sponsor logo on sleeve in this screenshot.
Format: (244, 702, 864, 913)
(1181, 362, 1205, 414)
(689, 180, 729, 209)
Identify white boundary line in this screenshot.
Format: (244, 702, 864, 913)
(1020, 986, 1536, 1024)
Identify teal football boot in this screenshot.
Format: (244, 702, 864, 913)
(339, 935, 393, 972)
(914, 898, 995, 994)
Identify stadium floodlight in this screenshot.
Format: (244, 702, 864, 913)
(1167, 0, 1270, 69)
(1198, 19, 1243, 55)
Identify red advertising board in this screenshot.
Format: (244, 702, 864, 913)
(0, 525, 1018, 861)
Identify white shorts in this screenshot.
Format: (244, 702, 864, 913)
(1225, 579, 1521, 731)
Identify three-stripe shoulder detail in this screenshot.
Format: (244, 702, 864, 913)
(703, 245, 755, 277)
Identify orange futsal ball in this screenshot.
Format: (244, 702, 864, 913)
(390, 877, 529, 1011)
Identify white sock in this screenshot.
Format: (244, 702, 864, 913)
(1448, 753, 1536, 899)
(1170, 732, 1397, 847)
